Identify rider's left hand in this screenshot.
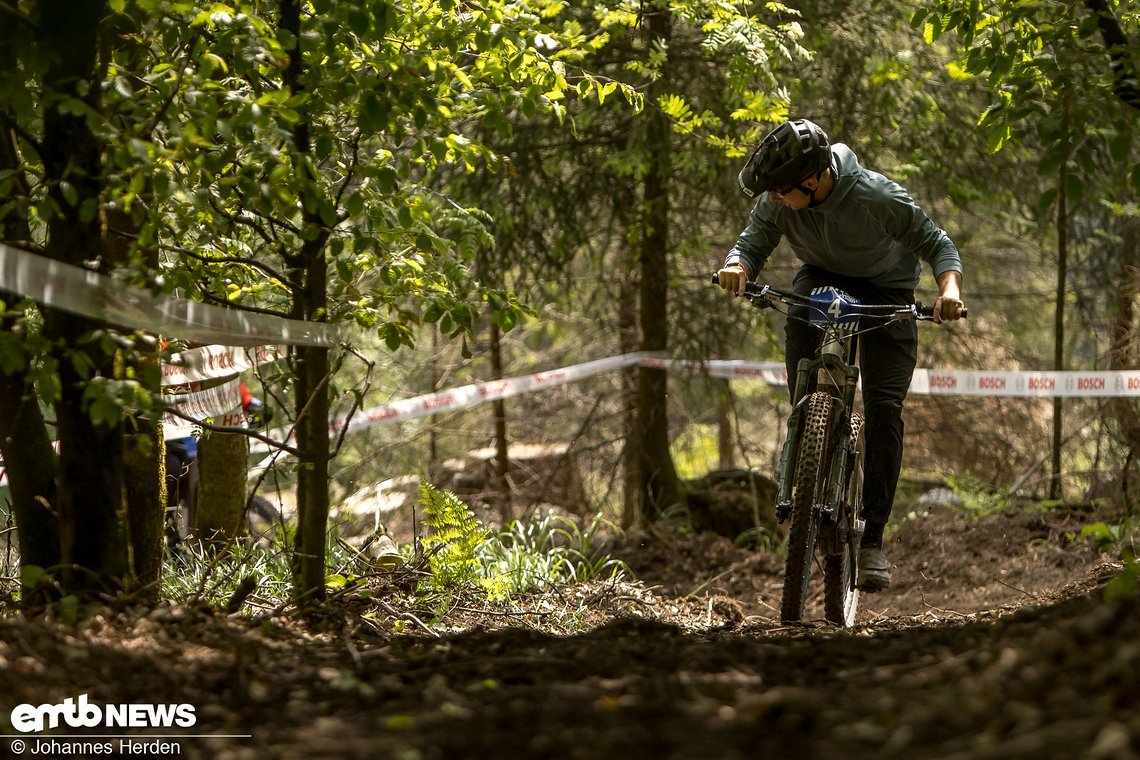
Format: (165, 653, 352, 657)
(932, 296, 965, 324)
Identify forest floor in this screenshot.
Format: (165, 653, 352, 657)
(0, 495, 1138, 760)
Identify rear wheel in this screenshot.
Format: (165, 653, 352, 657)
(246, 495, 282, 543)
(780, 392, 835, 623)
(824, 414, 865, 626)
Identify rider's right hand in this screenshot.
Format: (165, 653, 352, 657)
(717, 263, 751, 296)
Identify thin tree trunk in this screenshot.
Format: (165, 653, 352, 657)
(1109, 216, 1140, 507)
(1050, 99, 1070, 501)
(715, 332, 735, 470)
(103, 206, 166, 600)
(280, 0, 333, 602)
(717, 378, 735, 470)
(489, 320, 512, 524)
(635, 4, 683, 517)
(619, 273, 639, 529)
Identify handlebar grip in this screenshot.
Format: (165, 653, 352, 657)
(916, 303, 969, 319)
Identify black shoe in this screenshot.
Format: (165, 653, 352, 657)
(857, 545, 891, 592)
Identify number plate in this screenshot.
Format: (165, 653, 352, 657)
(808, 287, 861, 327)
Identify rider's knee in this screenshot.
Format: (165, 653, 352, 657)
(863, 394, 905, 419)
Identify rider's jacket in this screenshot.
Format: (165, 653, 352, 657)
(724, 143, 963, 290)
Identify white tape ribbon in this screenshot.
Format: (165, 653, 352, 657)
(162, 344, 285, 386)
(319, 357, 1140, 442)
(161, 378, 246, 441)
(0, 243, 337, 347)
(334, 352, 648, 434)
(912, 369, 1140, 397)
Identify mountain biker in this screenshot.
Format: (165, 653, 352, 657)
(715, 118, 965, 592)
(165, 382, 272, 549)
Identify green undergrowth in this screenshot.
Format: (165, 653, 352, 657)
(158, 483, 627, 622)
(416, 481, 627, 618)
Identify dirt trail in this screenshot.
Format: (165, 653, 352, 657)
(0, 502, 1135, 759)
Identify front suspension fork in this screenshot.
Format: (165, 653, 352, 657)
(774, 355, 859, 525)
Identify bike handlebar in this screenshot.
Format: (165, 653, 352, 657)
(709, 274, 968, 321)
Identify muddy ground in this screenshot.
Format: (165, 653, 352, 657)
(0, 497, 1137, 759)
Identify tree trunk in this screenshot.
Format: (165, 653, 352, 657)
(0, 371, 60, 607)
(1050, 99, 1070, 500)
(38, 0, 129, 597)
(489, 320, 512, 524)
(1109, 215, 1140, 506)
(717, 378, 735, 470)
(0, 35, 61, 606)
(281, 0, 332, 603)
(103, 205, 166, 600)
(292, 340, 331, 602)
(635, 4, 683, 517)
(122, 419, 166, 597)
(196, 431, 249, 543)
(619, 273, 640, 529)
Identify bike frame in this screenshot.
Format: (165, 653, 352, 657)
(775, 320, 861, 528)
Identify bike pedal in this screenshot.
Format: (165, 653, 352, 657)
(775, 502, 792, 523)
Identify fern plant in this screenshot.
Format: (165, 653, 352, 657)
(417, 482, 505, 614)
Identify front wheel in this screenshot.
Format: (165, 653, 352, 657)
(823, 413, 865, 626)
(780, 392, 835, 623)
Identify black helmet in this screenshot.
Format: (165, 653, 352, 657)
(738, 119, 832, 198)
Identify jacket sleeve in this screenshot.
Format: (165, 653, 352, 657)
(876, 184, 962, 280)
(724, 200, 782, 278)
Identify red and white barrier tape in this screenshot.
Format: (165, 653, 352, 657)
(334, 352, 647, 434)
(162, 378, 244, 440)
(162, 344, 285, 386)
(326, 357, 1140, 437)
(912, 368, 1140, 397)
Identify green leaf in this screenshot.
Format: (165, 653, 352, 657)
(21, 564, 47, 590)
(397, 205, 414, 229)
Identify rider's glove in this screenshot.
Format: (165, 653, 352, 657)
(245, 397, 269, 429)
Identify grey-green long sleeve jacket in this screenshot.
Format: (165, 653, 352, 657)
(724, 144, 962, 289)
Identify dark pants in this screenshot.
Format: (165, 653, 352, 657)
(784, 266, 918, 531)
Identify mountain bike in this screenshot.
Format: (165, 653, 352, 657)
(715, 277, 962, 626)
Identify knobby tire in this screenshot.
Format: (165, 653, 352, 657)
(823, 413, 865, 627)
(780, 392, 835, 623)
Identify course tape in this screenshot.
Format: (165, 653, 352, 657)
(241, 355, 1140, 455)
(645, 359, 1140, 398)
(0, 243, 337, 347)
(326, 357, 1140, 437)
(162, 378, 243, 440)
(334, 352, 647, 434)
(163, 344, 285, 386)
